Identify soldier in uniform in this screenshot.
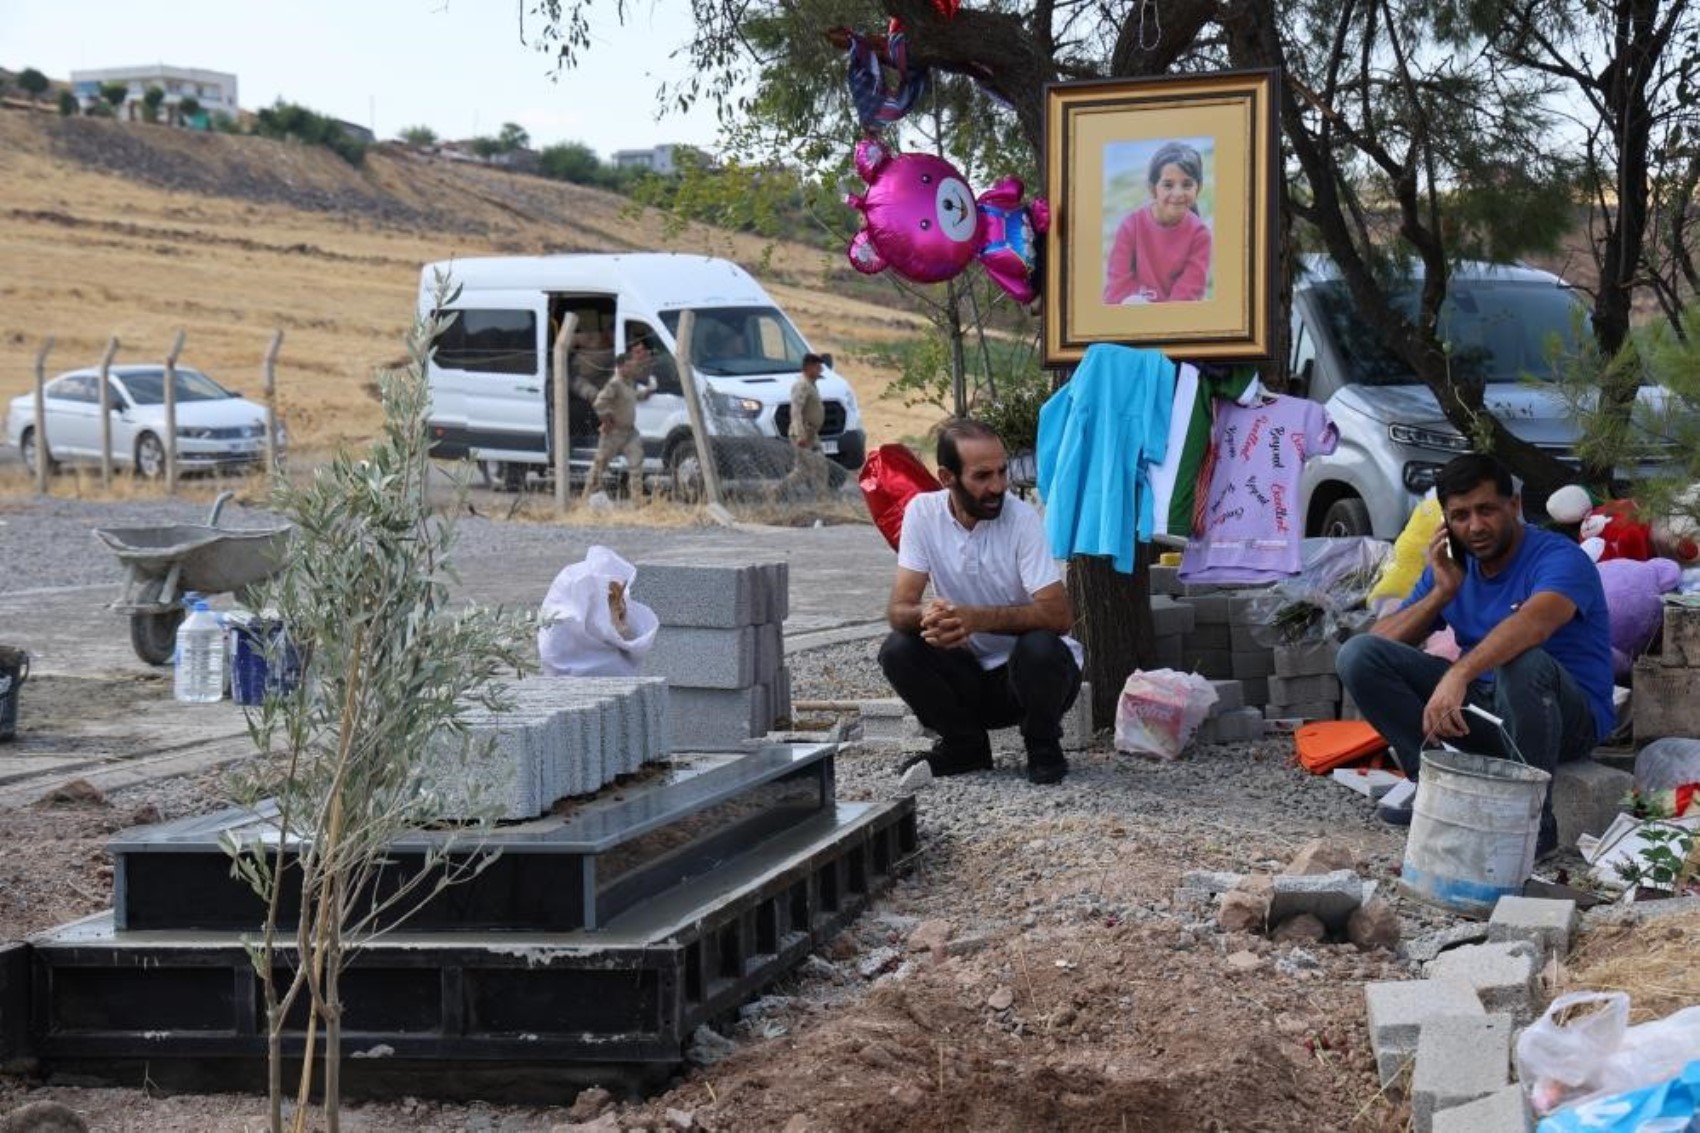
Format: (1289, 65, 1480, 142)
(782, 352, 828, 496)
(585, 352, 650, 502)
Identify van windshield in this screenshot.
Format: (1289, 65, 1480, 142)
(1310, 278, 1591, 387)
(661, 307, 810, 376)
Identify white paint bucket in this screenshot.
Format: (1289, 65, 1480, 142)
(1398, 748, 1551, 918)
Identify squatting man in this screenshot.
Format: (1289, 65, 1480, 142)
(1336, 453, 1615, 861)
(878, 419, 1084, 785)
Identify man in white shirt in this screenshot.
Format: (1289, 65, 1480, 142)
(880, 419, 1085, 784)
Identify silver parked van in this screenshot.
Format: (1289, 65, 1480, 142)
(419, 253, 866, 493)
(1290, 256, 1653, 538)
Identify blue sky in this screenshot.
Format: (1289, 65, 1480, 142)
(2, 0, 725, 159)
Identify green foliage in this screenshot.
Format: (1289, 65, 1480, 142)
(1613, 822, 1696, 892)
(56, 90, 76, 117)
(397, 124, 437, 146)
(100, 82, 127, 110)
(253, 100, 367, 165)
(469, 134, 502, 159)
(178, 95, 202, 120)
(140, 85, 164, 123)
(17, 67, 49, 101)
(539, 140, 610, 185)
(210, 111, 239, 133)
(496, 121, 530, 152)
(225, 286, 535, 1126)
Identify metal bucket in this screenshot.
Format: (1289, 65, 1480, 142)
(0, 646, 28, 742)
(1399, 748, 1551, 918)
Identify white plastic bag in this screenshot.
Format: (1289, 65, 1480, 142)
(1517, 990, 1700, 1117)
(537, 545, 659, 677)
(1113, 669, 1218, 759)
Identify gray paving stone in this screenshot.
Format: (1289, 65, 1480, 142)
(1181, 870, 1245, 893)
(672, 684, 772, 750)
(1424, 941, 1541, 1024)
(1185, 593, 1239, 625)
(1269, 869, 1363, 931)
(1431, 1085, 1530, 1133)
(755, 621, 784, 686)
(1231, 650, 1276, 679)
(1186, 623, 1233, 651)
(1264, 700, 1337, 721)
(1364, 980, 1485, 1089)
(1267, 673, 1342, 705)
(646, 625, 757, 690)
(1401, 922, 1491, 963)
(634, 562, 758, 628)
(1553, 760, 1633, 850)
(1487, 896, 1578, 961)
(1208, 679, 1245, 714)
(1273, 640, 1342, 678)
(1411, 1013, 1513, 1133)
(1150, 595, 1196, 637)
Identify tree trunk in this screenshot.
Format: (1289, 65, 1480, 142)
(1067, 548, 1153, 731)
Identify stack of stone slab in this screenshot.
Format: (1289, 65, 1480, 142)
(1633, 601, 1700, 741)
(1192, 677, 1264, 745)
(636, 560, 791, 751)
(1265, 640, 1343, 724)
(1365, 893, 1580, 1133)
(420, 673, 669, 820)
(1149, 567, 1281, 710)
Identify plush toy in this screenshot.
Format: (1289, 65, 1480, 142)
(1368, 491, 1443, 608)
(1597, 556, 1682, 681)
(1546, 485, 1699, 565)
(845, 138, 1050, 305)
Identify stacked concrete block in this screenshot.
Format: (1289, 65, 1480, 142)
(1264, 640, 1341, 722)
(636, 560, 790, 750)
(1194, 678, 1264, 744)
(1364, 979, 1485, 1088)
(1633, 604, 1700, 740)
(1423, 941, 1542, 1025)
(1411, 1013, 1514, 1133)
(1487, 895, 1578, 962)
(1431, 1086, 1531, 1133)
(420, 674, 668, 820)
(1148, 596, 1194, 672)
(1552, 759, 1633, 850)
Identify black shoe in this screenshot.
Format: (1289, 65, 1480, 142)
(1376, 798, 1413, 827)
(1535, 819, 1559, 863)
(1025, 742, 1068, 785)
(896, 737, 993, 778)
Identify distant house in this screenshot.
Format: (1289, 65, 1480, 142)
(612, 145, 681, 176)
(436, 138, 541, 173)
(69, 64, 238, 123)
(333, 119, 375, 145)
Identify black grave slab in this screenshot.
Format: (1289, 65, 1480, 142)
(112, 743, 837, 933)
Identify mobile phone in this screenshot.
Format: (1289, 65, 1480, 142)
(1446, 530, 1469, 563)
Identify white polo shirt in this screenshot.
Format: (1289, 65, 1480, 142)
(896, 490, 1084, 671)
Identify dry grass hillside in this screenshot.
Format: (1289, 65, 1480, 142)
(0, 109, 941, 458)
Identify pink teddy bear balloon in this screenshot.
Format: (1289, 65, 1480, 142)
(845, 138, 1049, 305)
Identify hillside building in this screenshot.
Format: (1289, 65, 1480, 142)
(612, 144, 681, 176)
(69, 64, 238, 123)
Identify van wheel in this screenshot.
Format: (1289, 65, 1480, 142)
(500, 463, 526, 493)
(667, 441, 704, 504)
(1320, 497, 1372, 538)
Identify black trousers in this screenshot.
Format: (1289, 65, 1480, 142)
(878, 630, 1082, 748)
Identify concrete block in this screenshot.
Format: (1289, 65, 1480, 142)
(1187, 594, 1240, 625)
(1219, 707, 1264, 742)
(1187, 648, 1234, 679)
(1273, 640, 1341, 678)
(766, 560, 790, 624)
(1230, 620, 1267, 653)
(775, 666, 792, 726)
(1431, 1085, 1530, 1133)
(1553, 759, 1632, 849)
(755, 621, 784, 686)
(1150, 595, 1196, 637)
(1149, 564, 1182, 595)
(1632, 657, 1700, 740)
(1239, 676, 1269, 707)
(1231, 650, 1276, 679)
(1209, 679, 1245, 714)
(1268, 869, 1362, 931)
(1181, 870, 1245, 893)
(1487, 896, 1578, 962)
(672, 684, 771, 750)
(1150, 637, 1185, 671)
(1364, 979, 1485, 1089)
(1186, 623, 1233, 651)
(861, 699, 926, 742)
(646, 625, 757, 690)
(1660, 603, 1700, 667)
(1424, 941, 1540, 1024)
(1267, 673, 1341, 705)
(1263, 701, 1337, 721)
(634, 562, 758, 628)
(1412, 1013, 1513, 1133)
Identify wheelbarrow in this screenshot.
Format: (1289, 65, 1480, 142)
(93, 492, 295, 665)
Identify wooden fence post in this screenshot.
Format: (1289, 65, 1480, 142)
(163, 329, 185, 495)
(263, 330, 283, 476)
(552, 314, 576, 514)
(32, 337, 53, 496)
(674, 311, 724, 509)
(97, 337, 119, 489)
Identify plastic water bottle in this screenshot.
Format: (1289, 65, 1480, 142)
(174, 600, 226, 703)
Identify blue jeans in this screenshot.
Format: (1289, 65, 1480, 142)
(1336, 635, 1598, 833)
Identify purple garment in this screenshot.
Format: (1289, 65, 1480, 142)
(1179, 396, 1337, 583)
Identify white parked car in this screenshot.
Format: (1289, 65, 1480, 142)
(6, 365, 286, 477)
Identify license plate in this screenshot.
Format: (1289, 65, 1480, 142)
(821, 439, 839, 455)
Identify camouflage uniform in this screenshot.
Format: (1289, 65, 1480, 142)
(783, 371, 828, 495)
(586, 373, 645, 499)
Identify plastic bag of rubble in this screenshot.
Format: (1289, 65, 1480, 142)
(1245, 537, 1391, 647)
(1517, 990, 1700, 1117)
(1114, 669, 1218, 759)
(537, 545, 659, 677)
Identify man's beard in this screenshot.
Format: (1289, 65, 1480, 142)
(952, 481, 1004, 521)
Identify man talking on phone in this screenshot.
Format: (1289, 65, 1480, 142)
(1336, 453, 1614, 860)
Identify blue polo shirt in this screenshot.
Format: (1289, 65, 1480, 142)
(1401, 525, 1615, 741)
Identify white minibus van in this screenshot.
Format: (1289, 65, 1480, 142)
(418, 253, 866, 493)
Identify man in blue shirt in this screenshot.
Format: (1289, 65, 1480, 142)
(1337, 454, 1615, 860)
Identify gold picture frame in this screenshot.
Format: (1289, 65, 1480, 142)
(1042, 69, 1280, 367)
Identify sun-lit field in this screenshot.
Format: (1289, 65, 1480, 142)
(0, 109, 946, 470)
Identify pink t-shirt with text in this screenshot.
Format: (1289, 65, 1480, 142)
(1179, 395, 1338, 583)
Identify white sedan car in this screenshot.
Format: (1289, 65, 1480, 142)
(6, 364, 286, 477)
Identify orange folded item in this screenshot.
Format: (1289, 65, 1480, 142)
(1292, 719, 1390, 775)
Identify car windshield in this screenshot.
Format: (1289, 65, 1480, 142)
(1310, 278, 1594, 387)
(660, 307, 810, 376)
(119, 369, 236, 405)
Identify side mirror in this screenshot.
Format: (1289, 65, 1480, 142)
(819, 353, 834, 369)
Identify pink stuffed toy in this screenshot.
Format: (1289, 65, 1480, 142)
(1547, 485, 1699, 564)
(1597, 556, 1682, 681)
(845, 138, 1049, 304)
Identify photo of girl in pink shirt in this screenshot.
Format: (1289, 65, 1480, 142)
(1102, 139, 1213, 305)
